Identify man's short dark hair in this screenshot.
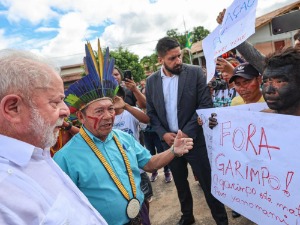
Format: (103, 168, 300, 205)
(156, 37, 180, 57)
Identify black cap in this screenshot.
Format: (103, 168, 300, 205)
(229, 62, 260, 83)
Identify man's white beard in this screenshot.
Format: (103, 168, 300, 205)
(29, 107, 64, 149)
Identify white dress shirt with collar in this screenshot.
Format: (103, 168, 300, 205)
(161, 66, 179, 132)
(0, 134, 108, 225)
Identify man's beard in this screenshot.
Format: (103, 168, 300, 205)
(28, 107, 64, 149)
(164, 63, 182, 75)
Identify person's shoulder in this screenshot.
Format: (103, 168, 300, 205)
(182, 64, 204, 75)
(112, 128, 133, 138)
(112, 129, 137, 144)
(183, 63, 202, 70)
(147, 70, 160, 80)
(230, 95, 243, 106)
(54, 134, 82, 157)
(184, 63, 201, 69)
(258, 95, 265, 103)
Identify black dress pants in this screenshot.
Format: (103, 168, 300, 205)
(164, 137, 228, 225)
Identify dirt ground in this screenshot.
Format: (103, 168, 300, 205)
(148, 166, 257, 225)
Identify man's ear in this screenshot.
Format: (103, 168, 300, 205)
(0, 95, 23, 122)
(158, 56, 163, 65)
(76, 110, 84, 124)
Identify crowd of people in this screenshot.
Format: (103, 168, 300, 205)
(1, 7, 300, 225)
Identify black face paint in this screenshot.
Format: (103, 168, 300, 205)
(262, 65, 300, 111)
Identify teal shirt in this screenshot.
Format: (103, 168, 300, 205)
(54, 127, 152, 225)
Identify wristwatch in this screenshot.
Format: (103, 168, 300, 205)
(170, 145, 182, 157)
(64, 122, 73, 131)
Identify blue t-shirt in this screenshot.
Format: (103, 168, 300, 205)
(54, 127, 152, 225)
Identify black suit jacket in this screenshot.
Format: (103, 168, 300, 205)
(146, 64, 213, 143)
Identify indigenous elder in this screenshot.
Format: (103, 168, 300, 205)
(146, 37, 228, 225)
(54, 41, 193, 225)
(0, 49, 108, 224)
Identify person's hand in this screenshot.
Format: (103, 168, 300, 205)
(113, 96, 125, 109)
(217, 9, 226, 24)
(62, 120, 69, 127)
(197, 117, 203, 126)
(207, 77, 216, 89)
(209, 113, 218, 129)
(180, 131, 189, 138)
(163, 132, 177, 146)
(216, 57, 235, 75)
(173, 130, 194, 156)
(124, 78, 138, 92)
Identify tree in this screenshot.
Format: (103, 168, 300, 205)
(140, 53, 158, 75)
(164, 26, 210, 64)
(192, 26, 210, 42)
(166, 29, 186, 49)
(110, 47, 145, 82)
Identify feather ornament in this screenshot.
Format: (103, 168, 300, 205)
(64, 39, 119, 121)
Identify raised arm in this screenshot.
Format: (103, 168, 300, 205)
(124, 78, 146, 108)
(216, 9, 266, 74)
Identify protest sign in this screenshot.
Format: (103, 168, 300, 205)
(196, 108, 214, 165)
(231, 102, 268, 111)
(203, 0, 258, 83)
(210, 108, 300, 225)
(196, 102, 267, 166)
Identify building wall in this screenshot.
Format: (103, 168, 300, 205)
(247, 23, 298, 55)
(60, 64, 84, 88)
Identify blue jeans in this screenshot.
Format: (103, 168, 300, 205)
(143, 131, 169, 173)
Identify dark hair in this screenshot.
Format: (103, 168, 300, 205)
(293, 30, 300, 41)
(114, 65, 123, 79)
(265, 47, 300, 68)
(264, 47, 300, 83)
(156, 37, 180, 57)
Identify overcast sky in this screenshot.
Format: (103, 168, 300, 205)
(0, 0, 298, 66)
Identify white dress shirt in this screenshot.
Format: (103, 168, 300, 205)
(161, 67, 179, 132)
(0, 134, 108, 225)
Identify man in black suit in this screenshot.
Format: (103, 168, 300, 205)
(146, 37, 228, 225)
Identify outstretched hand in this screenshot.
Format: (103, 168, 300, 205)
(173, 130, 194, 156)
(209, 113, 218, 129)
